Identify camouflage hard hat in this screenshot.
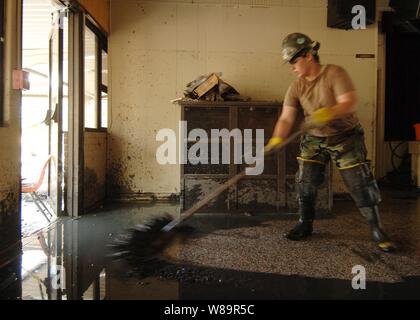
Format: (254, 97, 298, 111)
(281, 33, 320, 63)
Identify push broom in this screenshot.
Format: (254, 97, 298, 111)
(109, 126, 307, 261)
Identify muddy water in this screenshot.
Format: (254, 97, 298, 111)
(2, 196, 420, 300)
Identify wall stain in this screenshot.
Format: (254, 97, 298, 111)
(84, 167, 105, 212)
(184, 181, 228, 212)
(0, 191, 20, 249)
(237, 181, 277, 212)
(109, 161, 138, 194)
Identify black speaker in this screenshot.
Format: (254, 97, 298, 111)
(389, 0, 420, 19)
(327, 0, 376, 30)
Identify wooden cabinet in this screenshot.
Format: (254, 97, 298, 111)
(179, 101, 332, 215)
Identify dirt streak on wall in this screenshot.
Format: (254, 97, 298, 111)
(84, 131, 107, 212)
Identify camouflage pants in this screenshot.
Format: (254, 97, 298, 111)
(297, 125, 369, 170)
(296, 125, 382, 211)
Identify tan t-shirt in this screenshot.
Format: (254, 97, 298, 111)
(284, 64, 360, 137)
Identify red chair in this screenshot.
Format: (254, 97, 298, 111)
(22, 155, 54, 222)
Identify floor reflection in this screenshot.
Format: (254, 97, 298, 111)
(1, 192, 420, 300)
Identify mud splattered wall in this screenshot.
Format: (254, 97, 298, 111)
(108, 0, 381, 198)
(84, 132, 107, 212)
(0, 0, 22, 265)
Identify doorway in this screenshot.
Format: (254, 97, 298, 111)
(19, 0, 109, 297)
(20, 0, 69, 292)
(21, 0, 68, 238)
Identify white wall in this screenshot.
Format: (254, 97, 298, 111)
(108, 0, 381, 197)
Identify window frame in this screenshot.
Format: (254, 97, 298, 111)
(85, 18, 107, 131)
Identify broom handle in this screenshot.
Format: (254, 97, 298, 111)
(162, 128, 306, 232)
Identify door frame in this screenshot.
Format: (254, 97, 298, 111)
(46, 2, 86, 219)
(49, 1, 85, 219)
(48, 9, 65, 217)
(67, 9, 84, 218)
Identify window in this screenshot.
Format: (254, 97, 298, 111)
(84, 19, 107, 130)
(0, 0, 5, 126)
(100, 49, 108, 128)
(84, 26, 98, 129)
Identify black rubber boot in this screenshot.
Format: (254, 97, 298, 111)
(285, 161, 325, 241)
(285, 204, 314, 241)
(285, 220, 313, 241)
(339, 163, 396, 252)
(359, 206, 397, 253)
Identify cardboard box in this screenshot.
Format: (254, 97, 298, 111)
(193, 73, 219, 98)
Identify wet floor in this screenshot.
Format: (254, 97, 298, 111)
(1, 189, 420, 300)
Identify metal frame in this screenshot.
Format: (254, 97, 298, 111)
(85, 18, 107, 130)
(29, 192, 53, 222)
(65, 10, 108, 218)
(67, 10, 84, 218)
(48, 10, 65, 217)
(46, 8, 67, 300)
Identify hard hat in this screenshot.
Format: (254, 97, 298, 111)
(281, 33, 320, 63)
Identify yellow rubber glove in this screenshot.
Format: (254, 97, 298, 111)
(264, 137, 284, 154)
(307, 107, 335, 128)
